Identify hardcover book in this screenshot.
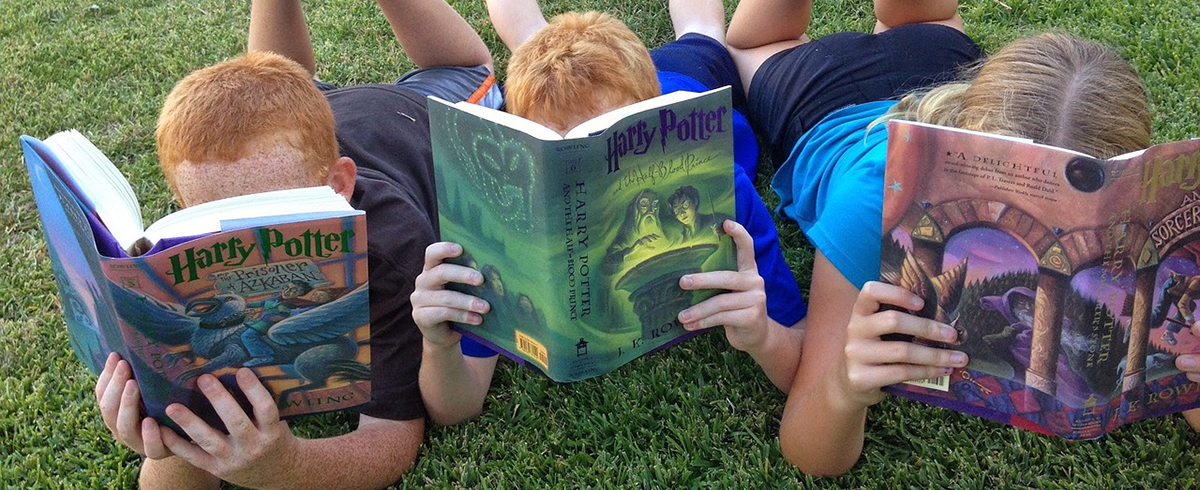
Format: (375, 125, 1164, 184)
(880, 119, 1200, 439)
(429, 87, 737, 382)
(22, 132, 372, 430)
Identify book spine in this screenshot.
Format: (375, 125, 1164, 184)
(543, 143, 598, 380)
(21, 138, 133, 376)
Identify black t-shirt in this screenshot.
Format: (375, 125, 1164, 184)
(325, 84, 438, 421)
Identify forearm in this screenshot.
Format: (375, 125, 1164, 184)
(727, 0, 811, 49)
(485, 0, 548, 52)
(143, 420, 420, 490)
(419, 340, 491, 425)
(247, 0, 316, 75)
(255, 428, 419, 490)
(780, 378, 869, 477)
(140, 456, 221, 490)
(744, 320, 804, 391)
(376, 0, 493, 69)
(873, 0, 959, 29)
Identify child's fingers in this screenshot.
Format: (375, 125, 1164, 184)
(846, 340, 967, 368)
(849, 364, 952, 392)
(680, 270, 762, 292)
(856, 309, 957, 343)
(95, 352, 119, 402)
(159, 421, 217, 471)
(412, 289, 489, 315)
(853, 281, 923, 316)
(116, 380, 144, 453)
(415, 263, 484, 289)
(165, 403, 229, 461)
(721, 220, 758, 273)
(422, 242, 464, 271)
(236, 368, 280, 426)
(1177, 354, 1199, 374)
(98, 360, 131, 434)
(683, 307, 761, 331)
(414, 304, 484, 327)
(679, 290, 759, 324)
(141, 418, 173, 460)
(195, 375, 255, 445)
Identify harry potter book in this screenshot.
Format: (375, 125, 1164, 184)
(880, 119, 1200, 439)
(429, 87, 737, 382)
(21, 132, 372, 431)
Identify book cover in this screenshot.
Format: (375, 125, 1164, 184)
(22, 136, 372, 429)
(880, 120, 1200, 439)
(429, 88, 737, 382)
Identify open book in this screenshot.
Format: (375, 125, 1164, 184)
(22, 132, 372, 431)
(429, 87, 737, 381)
(880, 119, 1200, 439)
(42, 130, 355, 256)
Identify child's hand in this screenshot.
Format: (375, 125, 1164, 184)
(837, 282, 968, 407)
(1176, 320, 1200, 381)
(677, 220, 769, 353)
(411, 242, 490, 349)
(95, 352, 174, 459)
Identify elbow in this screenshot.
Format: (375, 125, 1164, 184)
(427, 403, 484, 427)
(778, 400, 861, 477)
(725, 31, 755, 51)
(780, 436, 856, 478)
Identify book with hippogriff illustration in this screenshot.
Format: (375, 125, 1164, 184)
(880, 119, 1200, 439)
(21, 131, 372, 431)
(429, 87, 737, 382)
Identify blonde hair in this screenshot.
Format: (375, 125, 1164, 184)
(505, 11, 660, 128)
(886, 33, 1151, 158)
(156, 51, 338, 194)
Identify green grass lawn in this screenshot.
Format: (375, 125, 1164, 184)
(3, 0, 1200, 488)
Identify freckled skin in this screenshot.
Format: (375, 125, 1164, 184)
(172, 142, 323, 207)
(537, 97, 638, 136)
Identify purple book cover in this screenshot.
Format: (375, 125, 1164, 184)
(879, 121, 1200, 439)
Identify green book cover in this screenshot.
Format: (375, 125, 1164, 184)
(430, 87, 737, 382)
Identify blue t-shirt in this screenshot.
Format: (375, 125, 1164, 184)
(772, 100, 897, 289)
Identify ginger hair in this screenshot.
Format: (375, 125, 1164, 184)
(505, 11, 660, 129)
(156, 51, 338, 194)
(886, 33, 1151, 158)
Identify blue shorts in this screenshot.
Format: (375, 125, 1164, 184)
(317, 65, 502, 109)
(746, 23, 983, 166)
(650, 33, 748, 114)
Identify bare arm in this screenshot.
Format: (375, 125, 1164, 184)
(141, 414, 422, 490)
(96, 356, 424, 490)
(748, 319, 805, 390)
(725, 0, 809, 93)
(872, 0, 962, 33)
(780, 253, 966, 476)
(485, 0, 549, 53)
(411, 242, 499, 425)
(248, 0, 317, 75)
(376, 0, 494, 70)
(780, 254, 870, 476)
(677, 221, 805, 391)
(726, 0, 810, 50)
(420, 343, 499, 425)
